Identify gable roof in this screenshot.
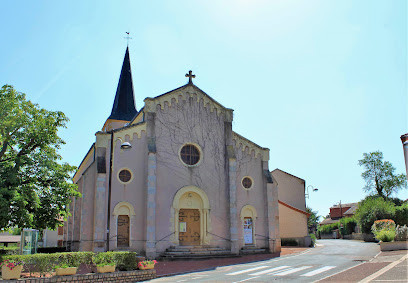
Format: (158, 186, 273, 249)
(271, 168, 305, 183)
(108, 47, 137, 121)
(278, 200, 311, 217)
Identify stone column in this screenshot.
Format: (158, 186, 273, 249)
(146, 112, 157, 259)
(93, 174, 107, 252)
(225, 114, 239, 254)
(401, 134, 408, 181)
(93, 134, 109, 252)
(228, 157, 239, 254)
(263, 158, 281, 253)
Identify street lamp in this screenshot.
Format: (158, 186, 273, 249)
(306, 185, 318, 199)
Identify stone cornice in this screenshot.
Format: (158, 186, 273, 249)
(232, 131, 269, 161)
(143, 85, 234, 122)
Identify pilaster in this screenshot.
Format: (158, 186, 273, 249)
(225, 121, 239, 254)
(264, 162, 281, 253)
(146, 112, 157, 259)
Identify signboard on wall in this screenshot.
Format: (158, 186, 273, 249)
(180, 222, 187, 233)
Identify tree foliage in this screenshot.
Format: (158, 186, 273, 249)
(306, 207, 320, 233)
(354, 196, 396, 234)
(0, 85, 79, 230)
(358, 151, 406, 198)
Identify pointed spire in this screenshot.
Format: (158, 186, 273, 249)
(108, 47, 137, 121)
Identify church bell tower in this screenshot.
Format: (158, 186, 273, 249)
(102, 47, 137, 131)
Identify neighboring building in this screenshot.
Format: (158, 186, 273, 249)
(0, 232, 20, 247)
(40, 227, 64, 247)
(271, 169, 311, 247)
(65, 47, 281, 258)
(319, 202, 358, 226)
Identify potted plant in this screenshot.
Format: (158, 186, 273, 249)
(1, 259, 24, 280)
(93, 252, 116, 273)
(54, 263, 78, 276)
(138, 260, 157, 270)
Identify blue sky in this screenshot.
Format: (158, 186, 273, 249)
(1, 0, 407, 218)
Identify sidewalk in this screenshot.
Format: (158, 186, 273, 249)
(155, 247, 309, 277)
(318, 250, 408, 282)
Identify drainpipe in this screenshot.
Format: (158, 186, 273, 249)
(401, 134, 408, 181)
(106, 131, 114, 251)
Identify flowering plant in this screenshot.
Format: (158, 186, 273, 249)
(372, 219, 396, 235)
(138, 260, 157, 268)
(0, 259, 24, 271)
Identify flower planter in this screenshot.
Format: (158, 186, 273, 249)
(139, 263, 155, 270)
(55, 267, 77, 276)
(380, 241, 408, 251)
(97, 265, 116, 273)
(2, 265, 23, 280)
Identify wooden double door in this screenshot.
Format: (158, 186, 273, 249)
(179, 209, 200, 245)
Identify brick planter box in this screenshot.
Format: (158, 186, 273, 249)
(1, 269, 156, 283)
(380, 241, 408, 251)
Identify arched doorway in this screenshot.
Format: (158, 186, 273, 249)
(171, 186, 211, 246)
(112, 202, 135, 248)
(240, 205, 257, 245)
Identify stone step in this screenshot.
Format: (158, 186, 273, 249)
(165, 249, 230, 255)
(160, 253, 240, 261)
(240, 248, 267, 254)
(167, 247, 227, 252)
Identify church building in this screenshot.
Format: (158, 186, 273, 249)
(65, 47, 281, 258)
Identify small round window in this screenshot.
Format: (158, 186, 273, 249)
(180, 144, 201, 166)
(242, 177, 253, 189)
(118, 169, 132, 183)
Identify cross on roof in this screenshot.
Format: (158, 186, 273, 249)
(185, 70, 196, 84)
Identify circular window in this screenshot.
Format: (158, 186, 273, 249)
(118, 169, 132, 183)
(180, 144, 201, 166)
(242, 177, 253, 189)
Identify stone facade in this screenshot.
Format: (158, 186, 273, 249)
(66, 49, 281, 258)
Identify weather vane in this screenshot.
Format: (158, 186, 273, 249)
(124, 32, 132, 46)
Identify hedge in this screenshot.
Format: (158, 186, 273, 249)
(2, 251, 140, 276)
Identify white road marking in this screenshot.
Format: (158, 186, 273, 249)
(301, 266, 336, 277)
(249, 265, 290, 275)
(275, 265, 312, 276)
(226, 265, 269, 275)
(233, 276, 260, 283)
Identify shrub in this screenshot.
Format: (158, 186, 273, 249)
(111, 251, 140, 271)
(309, 233, 316, 247)
(354, 196, 396, 234)
(93, 252, 115, 267)
(4, 252, 94, 276)
(394, 203, 408, 226)
(371, 219, 396, 235)
(375, 230, 395, 242)
(395, 225, 408, 241)
(339, 217, 357, 235)
(318, 222, 339, 234)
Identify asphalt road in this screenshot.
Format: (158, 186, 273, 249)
(150, 240, 380, 282)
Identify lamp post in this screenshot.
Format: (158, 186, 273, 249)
(306, 185, 318, 199)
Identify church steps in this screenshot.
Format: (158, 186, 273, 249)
(160, 245, 238, 260)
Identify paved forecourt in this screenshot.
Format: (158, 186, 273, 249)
(150, 240, 380, 282)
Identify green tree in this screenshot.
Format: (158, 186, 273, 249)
(354, 196, 395, 234)
(306, 207, 320, 234)
(0, 85, 80, 230)
(358, 151, 406, 198)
